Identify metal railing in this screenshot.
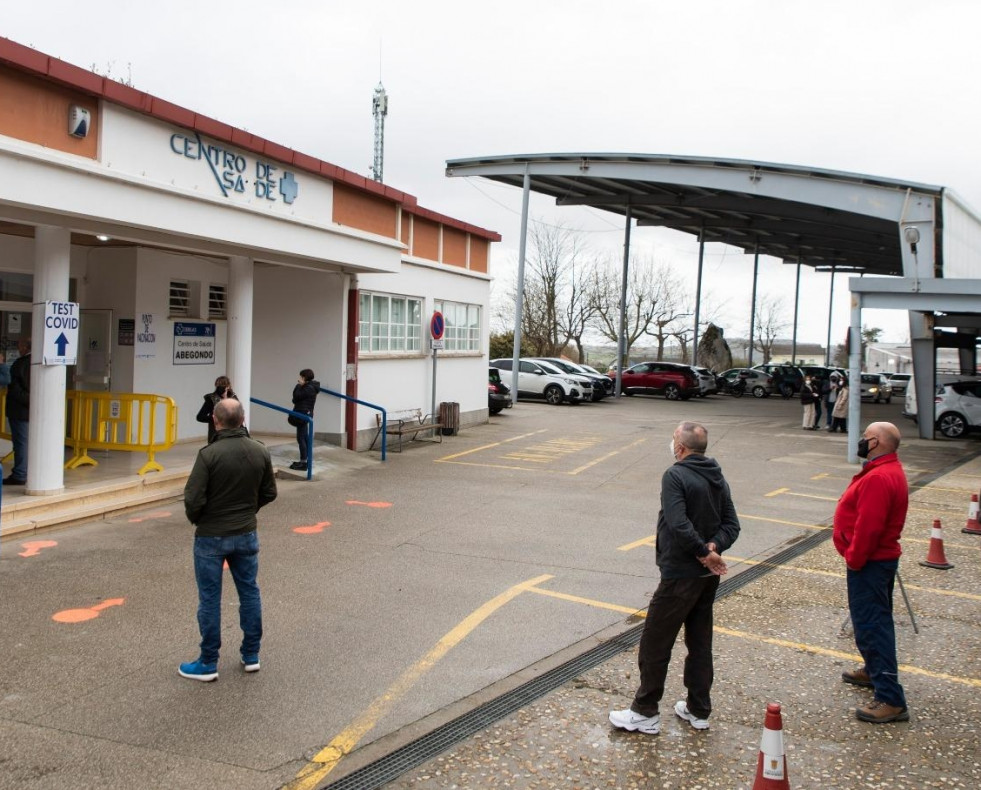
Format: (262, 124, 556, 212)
(317, 386, 388, 461)
(249, 397, 313, 480)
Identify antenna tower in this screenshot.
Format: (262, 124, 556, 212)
(371, 81, 388, 182)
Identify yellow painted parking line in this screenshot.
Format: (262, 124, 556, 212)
(618, 535, 657, 552)
(568, 436, 648, 476)
(434, 430, 549, 462)
(524, 585, 981, 690)
(811, 472, 830, 480)
(765, 487, 790, 497)
(286, 573, 554, 790)
(739, 513, 830, 530)
(714, 626, 981, 689)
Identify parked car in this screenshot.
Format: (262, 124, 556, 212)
(609, 361, 700, 400)
(933, 379, 981, 438)
(716, 368, 774, 398)
(579, 363, 616, 396)
(859, 373, 893, 403)
(886, 373, 911, 397)
(904, 372, 981, 423)
(529, 357, 610, 401)
(490, 358, 592, 405)
(691, 366, 719, 397)
(752, 363, 803, 396)
(488, 367, 512, 414)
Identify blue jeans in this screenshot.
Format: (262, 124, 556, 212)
(8, 418, 28, 480)
(847, 559, 906, 708)
(193, 531, 262, 665)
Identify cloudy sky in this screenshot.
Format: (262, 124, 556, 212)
(7, 0, 981, 347)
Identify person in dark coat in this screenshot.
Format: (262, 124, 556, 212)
(800, 376, 819, 430)
(290, 368, 320, 470)
(4, 339, 31, 485)
(609, 421, 740, 735)
(196, 375, 237, 443)
(179, 398, 277, 681)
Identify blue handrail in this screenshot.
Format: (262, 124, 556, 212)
(317, 386, 388, 462)
(249, 397, 314, 480)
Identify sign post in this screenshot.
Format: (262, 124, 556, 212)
(430, 311, 444, 424)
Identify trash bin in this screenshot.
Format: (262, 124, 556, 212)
(439, 401, 460, 436)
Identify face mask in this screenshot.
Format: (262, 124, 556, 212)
(668, 438, 677, 460)
(857, 437, 872, 458)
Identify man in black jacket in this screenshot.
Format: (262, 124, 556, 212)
(610, 421, 740, 735)
(4, 339, 31, 485)
(180, 399, 277, 681)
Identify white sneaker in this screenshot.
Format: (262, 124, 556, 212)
(674, 700, 710, 730)
(609, 708, 661, 734)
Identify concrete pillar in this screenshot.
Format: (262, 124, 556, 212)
(226, 256, 254, 427)
(27, 225, 71, 495)
(847, 293, 862, 464)
(909, 311, 935, 440)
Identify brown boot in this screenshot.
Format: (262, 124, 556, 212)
(856, 699, 909, 723)
(841, 667, 873, 688)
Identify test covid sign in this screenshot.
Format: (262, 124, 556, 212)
(42, 301, 79, 365)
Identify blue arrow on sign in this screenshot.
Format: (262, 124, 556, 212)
(55, 333, 70, 356)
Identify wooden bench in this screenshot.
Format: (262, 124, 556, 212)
(370, 409, 443, 453)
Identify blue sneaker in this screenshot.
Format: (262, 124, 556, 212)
(241, 655, 260, 673)
(178, 659, 218, 681)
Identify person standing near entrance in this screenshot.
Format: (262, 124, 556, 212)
(4, 339, 31, 486)
(800, 375, 818, 430)
(834, 421, 910, 723)
(196, 375, 237, 443)
(180, 398, 277, 681)
(290, 368, 320, 470)
(609, 421, 740, 735)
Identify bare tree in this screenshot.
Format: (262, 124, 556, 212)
(590, 254, 681, 366)
(753, 294, 788, 364)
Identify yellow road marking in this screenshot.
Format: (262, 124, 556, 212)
(568, 436, 648, 475)
(811, 472, 830, 480)
(526, 585, 643, 616)
(618, 535, 657, 552)
(739, 513, 830, 530)
(286, 573, 554, 790)
(434, 430, 548, 462)
(765, 487, 790, 497)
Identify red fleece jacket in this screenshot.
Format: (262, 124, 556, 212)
(833, 453, 908, 570)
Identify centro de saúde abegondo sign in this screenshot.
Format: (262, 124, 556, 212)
(172, 322, 216, 365)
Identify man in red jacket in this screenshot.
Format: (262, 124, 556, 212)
(833, 421, 909, 723)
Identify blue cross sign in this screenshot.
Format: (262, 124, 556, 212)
(431, 311, 445, 340)
(279, 172, 299, 204)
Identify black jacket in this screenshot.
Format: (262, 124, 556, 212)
(184, 427, 277, 537)
(5, 353, 30, 421)
(800, 384, 817, 405)
(655, 454, 740, 579)
(196, 386, 238, 443)
(292, 379, 320, 416)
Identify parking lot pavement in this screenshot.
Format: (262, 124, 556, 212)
(1, 395, 978, 789)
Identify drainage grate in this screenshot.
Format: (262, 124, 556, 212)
(320, 530, 832, 790)
(320, 458, 967, 790)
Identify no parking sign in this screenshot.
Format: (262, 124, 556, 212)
(430, 311, 445, 350)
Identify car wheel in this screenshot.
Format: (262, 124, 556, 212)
(938, 412, 968, 438)
(752, 386, 766, 398)
(664, 384, 681, 400)
(544, 384, 564, 405)
(885, 397, 891, 404)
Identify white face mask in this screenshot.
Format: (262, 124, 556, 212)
(668, 438, 677, 459)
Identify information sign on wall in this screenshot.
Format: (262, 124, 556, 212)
(172, 322, 216, 365)
(41, 300, 79, 365)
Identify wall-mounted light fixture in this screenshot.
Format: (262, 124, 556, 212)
(96, 235, 110, 242)
(68, 106, 91, 138)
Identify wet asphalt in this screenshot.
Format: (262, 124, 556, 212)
(1, 392, 979, 789)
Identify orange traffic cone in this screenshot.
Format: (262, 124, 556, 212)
(752, 703, 790, 789)
(920, 519, 954, 570)
(964, 493, 981, 535)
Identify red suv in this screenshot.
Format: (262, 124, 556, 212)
(610, 362, 700, 400)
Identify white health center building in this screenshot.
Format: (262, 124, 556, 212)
(0, 37, 499, 495)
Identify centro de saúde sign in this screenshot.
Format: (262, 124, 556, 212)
(172, 322, 216, 365)
(169, 132, 299, 204)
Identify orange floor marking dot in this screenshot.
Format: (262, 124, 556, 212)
(52, 598, 125, 624)
(293, 521, 331, 534)
(18, 540, 58, 557)
(345, 500, 392, 508)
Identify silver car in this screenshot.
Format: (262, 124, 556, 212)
(691, 366, 719, 397)
(859, 373, 893, 403)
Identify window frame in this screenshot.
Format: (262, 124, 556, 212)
(359, 290, 423, 355)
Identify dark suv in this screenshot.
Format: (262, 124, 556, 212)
(752, 364, 803, 397)
(610, 361, 700, 400)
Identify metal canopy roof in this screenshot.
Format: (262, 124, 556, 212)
(445, 153, 944, 277)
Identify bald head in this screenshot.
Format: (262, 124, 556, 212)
(213, 398, 245, 430)
(864, 421, 901, 458)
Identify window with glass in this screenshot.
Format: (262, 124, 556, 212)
(359, 291, 422, 353)
(435, 300, 481, 351)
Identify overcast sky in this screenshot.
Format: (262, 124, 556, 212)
(7, 0, 981, 348)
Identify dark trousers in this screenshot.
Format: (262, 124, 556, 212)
(296, 422, 310, 462)
(814, 400, 823, 425)
(631, 575, 720, 719)
(831, 416, 847, 432)
(847, 559, 906, 708)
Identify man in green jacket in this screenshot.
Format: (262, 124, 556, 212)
(180, 399, 277, 681)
